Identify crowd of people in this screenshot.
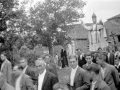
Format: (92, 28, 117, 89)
(0, 45, 120, 90)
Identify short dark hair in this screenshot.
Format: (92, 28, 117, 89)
(85, 52, 93, 58)
(88, 63, 100, 74)
(69, 55, 77, 60)
(98, 47, 102, 51)
(18, 66, 24, 70)
(20, 57, 28, 62)
(96, 53, 107, 61)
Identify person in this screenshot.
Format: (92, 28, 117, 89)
(11, 65, 34, 90)
(43, 54, 58, 77)
(106, 47, 115, 65)
(63, 50, 68, 67)
(61, 49, 65, 68)
(114, 56, 120, 76)
(115, 46, 120, 57)
(82, 52, 95, 82)
(88, 63, 111, 90)
(68, 55, 90, 90)
(0, 71, 15, 90)
(19, 58, 35, 82)
(34, 59, 58, 90)
(77, 49, 86, 67)
(82, 52, 94, 70)
(97, 47, 103, 54)
(96, 53, 119, 90)
(0, 52, 12, 84)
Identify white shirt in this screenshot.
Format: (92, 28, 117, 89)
(38, 69, 46, 90)
(101, 67, 106, 79)
(108, 53, 110, 59)
(22, 66, 28, 74)
(1, 61, 5, 71)
(15, 74, 22, 90)
(90, 81, 97, 90)
(70, 65, 78, 86)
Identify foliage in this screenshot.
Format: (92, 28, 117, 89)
(5, 0, 86, 57)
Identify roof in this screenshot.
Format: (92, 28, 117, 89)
(67, 24, 88, 39)
(107, 14, 120, 21)
(104, 19, 120, 35)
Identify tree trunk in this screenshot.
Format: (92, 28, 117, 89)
(49, 44, 53, 56)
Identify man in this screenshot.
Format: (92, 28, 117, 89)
(106, 47, 115, 65)
(77, 49, 86, 67)
(43, 54, 58, 77)
(20, 58, 35, 81)
(0, 72, 15, 90)
(11, 65, 34, 90)
(96, 53, 119, 90)
(34, 59, 58, 90)
(88, 63, 111, 90)
(68, 56, 90, 90)
(82, 52, 94, 70)
(114, 56, 120, 74)
(82, 52, 94, 82)
(0, 52, 12, 84)
(115, 46, 120, 57)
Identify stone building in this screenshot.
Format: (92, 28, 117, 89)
(67, 24, 89, 53)
(104, 14, 120, 50)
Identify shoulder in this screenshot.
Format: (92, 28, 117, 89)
(6, 83, 15, 90)
(47, 71, 56, 77)
(78, 67, 87, 75)
(22, 73, 32, 80)
(106, 63, 114, 69)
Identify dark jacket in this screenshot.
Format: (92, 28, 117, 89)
(34, 71, 58, 90)
(69, 67, 90, 90)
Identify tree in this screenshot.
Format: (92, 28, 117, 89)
(30, 0, 86, 55)
(7, 0, 86, 58)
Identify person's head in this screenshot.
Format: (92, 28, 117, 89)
(85, 52, 93, 64)
(53, 83, 69, 90)
(0, 52, 7, 61)
(35, 58, 46, 74)
(114, 55, 120, 65)
(0, 72, 5, 88)
(98, 47, 102, 53)
(96, 53, 106, 65)
(43, 54, 51, 64)
(77, 49, 82, 55)
(69, 56, 78, 69)
(20, 58, 28, 68)
(88, 63, 100, 80)
(12, 65, 24, 75)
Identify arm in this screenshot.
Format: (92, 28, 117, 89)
(82, 22, 92, 30)
(111, 67, 120, 88)
(52, 75, 59, 90)
(7, 62, 12, 84)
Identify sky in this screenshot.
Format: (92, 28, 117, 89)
(82, 0, 120, 23)
(19, 0, 120, 23)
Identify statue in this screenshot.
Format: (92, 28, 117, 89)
(82, 13, 108, 51)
